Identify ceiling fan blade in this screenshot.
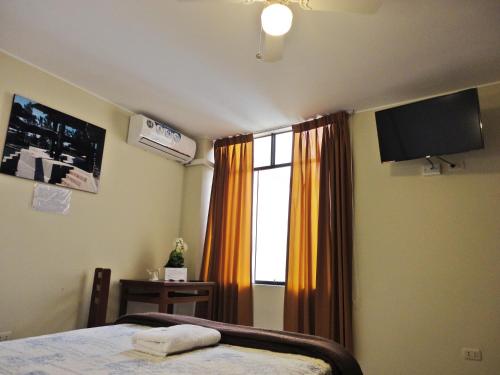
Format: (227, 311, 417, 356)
(298, 0, 382, 14)
(256, 32, 285, 62)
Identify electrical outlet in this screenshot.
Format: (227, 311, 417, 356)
(423, 163, 441, 176)
(462, 348, 482, 361)
(0, 331, 12, 342)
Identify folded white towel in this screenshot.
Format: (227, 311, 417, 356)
(132, 324, 221, 357)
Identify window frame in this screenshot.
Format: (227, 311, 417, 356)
(253, 131, 292, 286)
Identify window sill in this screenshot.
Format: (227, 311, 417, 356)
(253, 281, 285, 287)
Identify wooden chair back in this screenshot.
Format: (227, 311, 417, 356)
(87, 268, 111, 328)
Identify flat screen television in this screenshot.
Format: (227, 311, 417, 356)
(375, 88, 483, 162)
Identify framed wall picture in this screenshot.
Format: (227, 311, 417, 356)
(0, 94, 106, 193)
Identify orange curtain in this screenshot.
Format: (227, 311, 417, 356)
(199, 134, 253, 326)
(284, 112, 353, 350)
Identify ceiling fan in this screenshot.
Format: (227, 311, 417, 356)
(180, 0, 382, 62)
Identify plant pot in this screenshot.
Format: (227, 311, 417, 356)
(164, 267, 187, 282)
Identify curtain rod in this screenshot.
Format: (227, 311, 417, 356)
(254, 109, 356, 138)
(216, 110, 356, 141)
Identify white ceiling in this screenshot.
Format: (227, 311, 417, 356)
(1, 0, 499, 138)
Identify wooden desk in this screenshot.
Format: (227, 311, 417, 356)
(119, 280, 216, 320)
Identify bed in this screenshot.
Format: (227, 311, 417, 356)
(0, 313, 362, 375)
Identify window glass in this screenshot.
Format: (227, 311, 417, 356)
(253, 136, 271, 168)
(275, 131, 293, 164)
(253, 166, 291, 283)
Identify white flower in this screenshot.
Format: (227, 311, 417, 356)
(172, 237, 188, 253)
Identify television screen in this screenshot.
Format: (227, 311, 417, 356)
(375, 88, 483, 162)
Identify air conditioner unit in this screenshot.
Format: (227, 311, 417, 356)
(127, 115, 196, 164)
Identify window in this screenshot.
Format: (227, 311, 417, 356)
(252, 131, 293, 285)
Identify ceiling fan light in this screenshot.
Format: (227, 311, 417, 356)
(261, 3, 293, 36)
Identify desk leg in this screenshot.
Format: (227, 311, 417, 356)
(207, 288, 213, 320)
(159, 289, 168, 313)
(119, 286, 128, 316)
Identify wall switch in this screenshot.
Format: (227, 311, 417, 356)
(0, 331, 12, 341)
(462, 348, 482, 361)
(423, 163, 441, 176)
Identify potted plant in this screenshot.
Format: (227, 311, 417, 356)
(164, 238, 188, 281)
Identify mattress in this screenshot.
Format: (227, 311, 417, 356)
(0, 324, 331, 374)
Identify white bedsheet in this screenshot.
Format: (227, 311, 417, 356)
(0, 323, 331, 375)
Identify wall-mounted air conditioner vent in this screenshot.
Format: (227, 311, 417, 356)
(127, 115, 196, 164)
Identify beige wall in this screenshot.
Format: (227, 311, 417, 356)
(180, 139, 214, 281)
(253, 284, 284, 330)
(351, 83, 500, 374)
(0, 52, 185, 338)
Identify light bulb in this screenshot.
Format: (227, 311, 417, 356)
(261, 3, 293, 36)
